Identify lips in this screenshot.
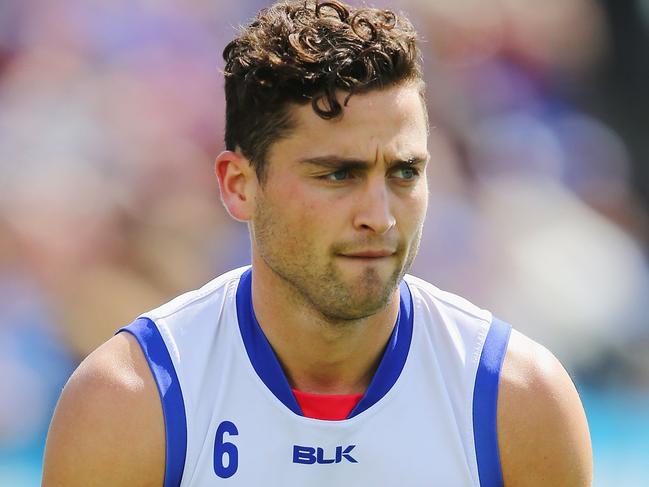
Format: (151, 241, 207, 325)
(340, 250, 395, 258)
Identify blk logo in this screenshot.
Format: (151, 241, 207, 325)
(293, 445, 358, 464)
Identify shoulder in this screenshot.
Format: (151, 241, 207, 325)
(404, 274, 491, 322)
(497, 329, 593, 486)
(145, 265, 248, 321)
(42, 332, 165, 487)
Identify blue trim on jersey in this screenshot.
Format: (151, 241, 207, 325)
(236, 269, 303, 415)
(348, 279, 414, 418)
(235, 269, 414, 420)
(472, 317, 512, 487)
(118, 318, 187, 487)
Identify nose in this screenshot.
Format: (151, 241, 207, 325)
(352, 179, 396, 235)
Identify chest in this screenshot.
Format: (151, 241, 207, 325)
(178, 347, 479, 487)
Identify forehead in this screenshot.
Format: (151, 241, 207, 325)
(267, 83, 428, 165)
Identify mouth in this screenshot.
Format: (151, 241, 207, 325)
(338, 250, 396, 259)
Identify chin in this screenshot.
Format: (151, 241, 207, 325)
(346, 282, 399, 316)
(319, 300, 388, 322)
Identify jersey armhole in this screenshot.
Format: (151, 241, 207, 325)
(472, 317, 512, 487)
(118, 317, 187, 487)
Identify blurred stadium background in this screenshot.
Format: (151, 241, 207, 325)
(0, 0, 647, 485)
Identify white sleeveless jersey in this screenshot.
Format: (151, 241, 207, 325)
(119, 266, 511, 487)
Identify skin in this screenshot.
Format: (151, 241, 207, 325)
(498, 330, 593, 486)
(42, 83, 592, 486)
(234, 82, 430, 394)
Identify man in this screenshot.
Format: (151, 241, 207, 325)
(42, 1, 592, 485)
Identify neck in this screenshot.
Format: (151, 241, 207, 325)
(250, 254, 400, 395)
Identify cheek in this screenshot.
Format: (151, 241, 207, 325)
(269, 186, 328, 245)
(414, 181, 429, 221)
(399, 190, 428, 230)
(280, 185, 318, 223)
(286, 183, 343, 224)
(416, 192, 429, 224)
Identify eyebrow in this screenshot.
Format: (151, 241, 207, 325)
(298, 155, 428, 169)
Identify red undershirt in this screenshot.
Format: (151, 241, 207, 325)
(292, 389, 364, 421)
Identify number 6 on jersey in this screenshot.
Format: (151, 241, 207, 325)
(214, 421, 239, 478)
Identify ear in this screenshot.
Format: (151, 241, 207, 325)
(215, 150, 258, 222)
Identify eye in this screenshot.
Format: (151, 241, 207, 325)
(392, 166, 419, 180)
(323, 169, 350, 181)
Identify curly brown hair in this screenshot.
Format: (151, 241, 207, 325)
(222, 0, 422, 181)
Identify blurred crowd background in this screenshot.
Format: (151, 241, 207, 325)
(0, 0, 647, 485)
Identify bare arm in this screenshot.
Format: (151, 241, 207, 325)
(498, 330, 593, 486)
(42, 333, 165, 487)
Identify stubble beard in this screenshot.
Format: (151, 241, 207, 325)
(252, 200, 422, 323)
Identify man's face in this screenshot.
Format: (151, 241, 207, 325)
(251, 82, 429, 321)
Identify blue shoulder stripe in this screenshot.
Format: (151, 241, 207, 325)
(118, 318, 187, 487)
(472, 317, 512, 487)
